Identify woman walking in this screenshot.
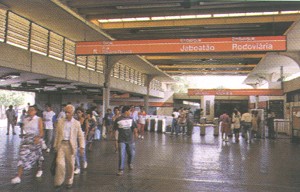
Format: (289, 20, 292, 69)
(85, 110, 97, 151)
(11, 105, 44, 184)
(232, 109, 241, 143)
(137, 107, 147, 139)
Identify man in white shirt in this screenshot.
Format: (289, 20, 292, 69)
(43, 104, 56, 152)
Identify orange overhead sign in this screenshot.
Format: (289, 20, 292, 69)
(188, 89, 283, 96)
(76, 36, 286, 55)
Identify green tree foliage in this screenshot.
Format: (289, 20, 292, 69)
(0, 90, 25, 107)
(171, 76, 189, 93)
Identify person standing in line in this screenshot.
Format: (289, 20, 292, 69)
(53, 105, 85, 189)
(112, 107, 121, 153)
(74, 107, 88, 175)
(6, 105, 16, 135)
(186, 109, 194, 137)
(251, 110, 261, 139)
(267, 109, 276, 139)
(85, 110, 97, 151)
(57, 104, 66, 120)
(130, 105, 139, 123)
(241, 110, 253, 143)
(113, 106, 138, 176)
(103, 108, 113, 139)
(232, 109, 241, 143)
(19, 109, 27, 137)
(219, 111, 231, 142)
(137, 106, 147, 139)
(171, 108, 180, 136)
(43, 103, 56, 153)
(11, 105, 44, 184)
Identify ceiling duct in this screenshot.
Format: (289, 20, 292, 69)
(116, 3, 181, 10)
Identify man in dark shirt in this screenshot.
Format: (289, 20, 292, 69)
(113, 106, 138, 176)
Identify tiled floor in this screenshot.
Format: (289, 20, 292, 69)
(0, 123, 300, 192)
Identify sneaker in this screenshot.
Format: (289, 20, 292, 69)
(13, 132, 16, 135)
(117, 170, 124, 176)
(42, 141, 47, 150)
(83, 161, 88, 169)
(138, 135, 141, 138)
(36, 170, 43, 177)
(225, 138, 229, 142)
(11, 176, 21, 184)
(46, 148, 50, 153)
(141, 136, 144, 139)
(6, 133, 9, 135)
(74, 168, 80, 175)
(128, 164, 133, 170)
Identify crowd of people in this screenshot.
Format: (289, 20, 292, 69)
(6, 102, 277, 188)
(9, 103, 146, 188)
(219, 108, 276, 143)
(170, 107, 194, 136)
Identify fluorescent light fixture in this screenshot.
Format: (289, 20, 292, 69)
(229, 13, 246, 17)
(213, 14, 229, 17)
(98, 19, 109, 23)
(0, 73, 20, 81)
(116, 3, 181, 10)
(180, 15, 196, 19)
(165, 16, 181, 20)
(152, 16, 165, 20)
(263, 11, 279, 15)
(97, 10, 299, 24)
(136, 17, 150, 21)
(122, 18, 136, 22)
(108, 18, 122, 22)
(281, 10, 300, 14)
(196, 14, 212, 18)
(246, 12, 263, 16)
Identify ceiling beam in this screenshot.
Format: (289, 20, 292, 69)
(96, 14, 300, 29)
(144, 54, 265, 60)
(157, 64, 256, 69)
(165, 70, 251, 74)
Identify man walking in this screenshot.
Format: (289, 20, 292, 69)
(113, 106, 138, 176)
(6, 105, 16, 135)
(53, 104, 85, 188)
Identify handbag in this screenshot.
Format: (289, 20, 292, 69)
(50, 152, 57, 176)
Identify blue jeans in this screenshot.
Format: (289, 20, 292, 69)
(44, 129, 53, 149)
(118, 142, 135, 170)
(171, 118, 178, 135)
(242, 122, 252, 141)
(75, 147, 87, 168)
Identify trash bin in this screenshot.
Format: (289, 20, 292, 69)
(157, 119, 163, 133)
(150, 118, 157, 132)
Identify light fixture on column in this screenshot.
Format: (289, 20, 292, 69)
(0, 73, 20, 81)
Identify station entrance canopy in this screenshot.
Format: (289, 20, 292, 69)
(76, 36, 286, 55)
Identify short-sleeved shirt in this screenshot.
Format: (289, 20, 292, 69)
(104, 112, 113, 126)
(113, 115, 137, 143)
(43, 111, 56, 129)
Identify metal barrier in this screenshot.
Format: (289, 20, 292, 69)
(146, 115, 172, 133)
(274, 119, 291, 138)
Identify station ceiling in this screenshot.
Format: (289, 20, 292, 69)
(65, 0, 300, 76)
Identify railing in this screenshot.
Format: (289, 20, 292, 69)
(274, 119, 291, 138)
(0, 9, 165, 89)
